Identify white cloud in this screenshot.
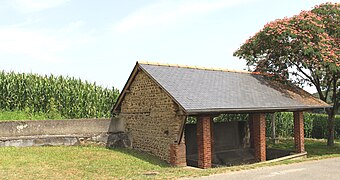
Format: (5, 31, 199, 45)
(10, 0, 70, 13)
(0, 27, 69, 63)
(0, 23, 95, 63)
(60, 20, 85, 33)
(113, 0, 258, 32)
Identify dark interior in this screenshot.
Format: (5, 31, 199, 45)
(185, 121, 291, 167)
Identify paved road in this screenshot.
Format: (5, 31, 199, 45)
(189, 157, 340, 180)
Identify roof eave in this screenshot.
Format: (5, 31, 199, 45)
(186, 106, 332, 116)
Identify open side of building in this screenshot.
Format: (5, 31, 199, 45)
(113, 61, 330, 169)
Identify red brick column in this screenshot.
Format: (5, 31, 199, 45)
(197, 116, 212, 169)
(248, 114, 254, 148)
(170, 143, 187, 167)
(294, 111, 305, 153)
(253, 113, 266, 162)
(210, 118, 214, 157)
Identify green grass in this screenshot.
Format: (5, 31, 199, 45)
(0, 139, 340, 179)
(0, 146, 205, 179)
(268, 138, 340, 159)
(0, 110, 64, 121)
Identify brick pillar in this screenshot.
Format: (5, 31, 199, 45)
(170, 143, 187, 167)
(253, 113, 266, 162)
(210, 118, 214, 157)
(248, 114, 254, 148)
(197, 116, 212, 169)
(294, 111, 305, 153)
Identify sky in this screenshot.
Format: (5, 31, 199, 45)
(0, 0, 337, 93)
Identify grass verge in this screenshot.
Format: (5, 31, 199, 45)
(0, 110, 63, 121)
(0, 138, 339, 179)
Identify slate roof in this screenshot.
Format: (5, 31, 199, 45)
(114, 62, 330, 115)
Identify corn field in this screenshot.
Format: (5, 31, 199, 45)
(0, 70, 119, 119)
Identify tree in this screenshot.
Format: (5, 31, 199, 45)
(233, 3, 339, 146)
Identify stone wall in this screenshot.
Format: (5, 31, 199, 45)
(0, 118, 112, 137)
(120, 70, 185, 162)
(0, 118, 128, 147)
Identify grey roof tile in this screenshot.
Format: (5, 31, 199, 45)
(139, 63, 330, 114)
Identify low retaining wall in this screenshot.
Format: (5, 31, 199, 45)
(0, 118, 130, 147)
(0, 118, 111, 137)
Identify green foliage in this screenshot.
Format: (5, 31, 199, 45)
(233, 2, 339, 112)
(266, 113, 294, 138)
(266, 113, 340, 139)
(233, 2, 339, 145)
(234, 3, 339, 82)
(0, 110, 63, 121)
(186, 116, 197, 124)
(0, 71, 119, 119)
(214, 114, 248, 122)
(190, 112, 340, 139)
(309, 113, 340, 139)
(265, 113, 314, 138)
(186, 114, 248, 124)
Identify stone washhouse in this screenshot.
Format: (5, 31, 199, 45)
(112, 61, 330, 169)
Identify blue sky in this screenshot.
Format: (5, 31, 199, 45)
(0, 0, 337, 92)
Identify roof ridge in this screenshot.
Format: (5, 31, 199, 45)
(138, 61, 257, 74)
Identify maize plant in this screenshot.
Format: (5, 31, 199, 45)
(0, 70, 119, 119)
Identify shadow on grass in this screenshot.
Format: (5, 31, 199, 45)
(267, 138, 294, 151)
(305, 140, 340, 157)
(106, 147, 170, 168)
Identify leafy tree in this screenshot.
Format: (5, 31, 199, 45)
(234, 3, 339, 146)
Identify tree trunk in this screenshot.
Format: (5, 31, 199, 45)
(327, 74, 338, 147)
(327, 108, 335, 147)
(271, 113, 276, 144)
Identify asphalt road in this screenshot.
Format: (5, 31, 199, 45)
(189, 157, 340, 180)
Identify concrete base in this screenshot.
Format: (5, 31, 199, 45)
(0, 135, 80, 147)
(0, 118, 116, 147)
(263, 152, 308, 163)
(187, 148, 293, 167)
(0, 133, 109, 147)
(0, 131, 132, 148)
